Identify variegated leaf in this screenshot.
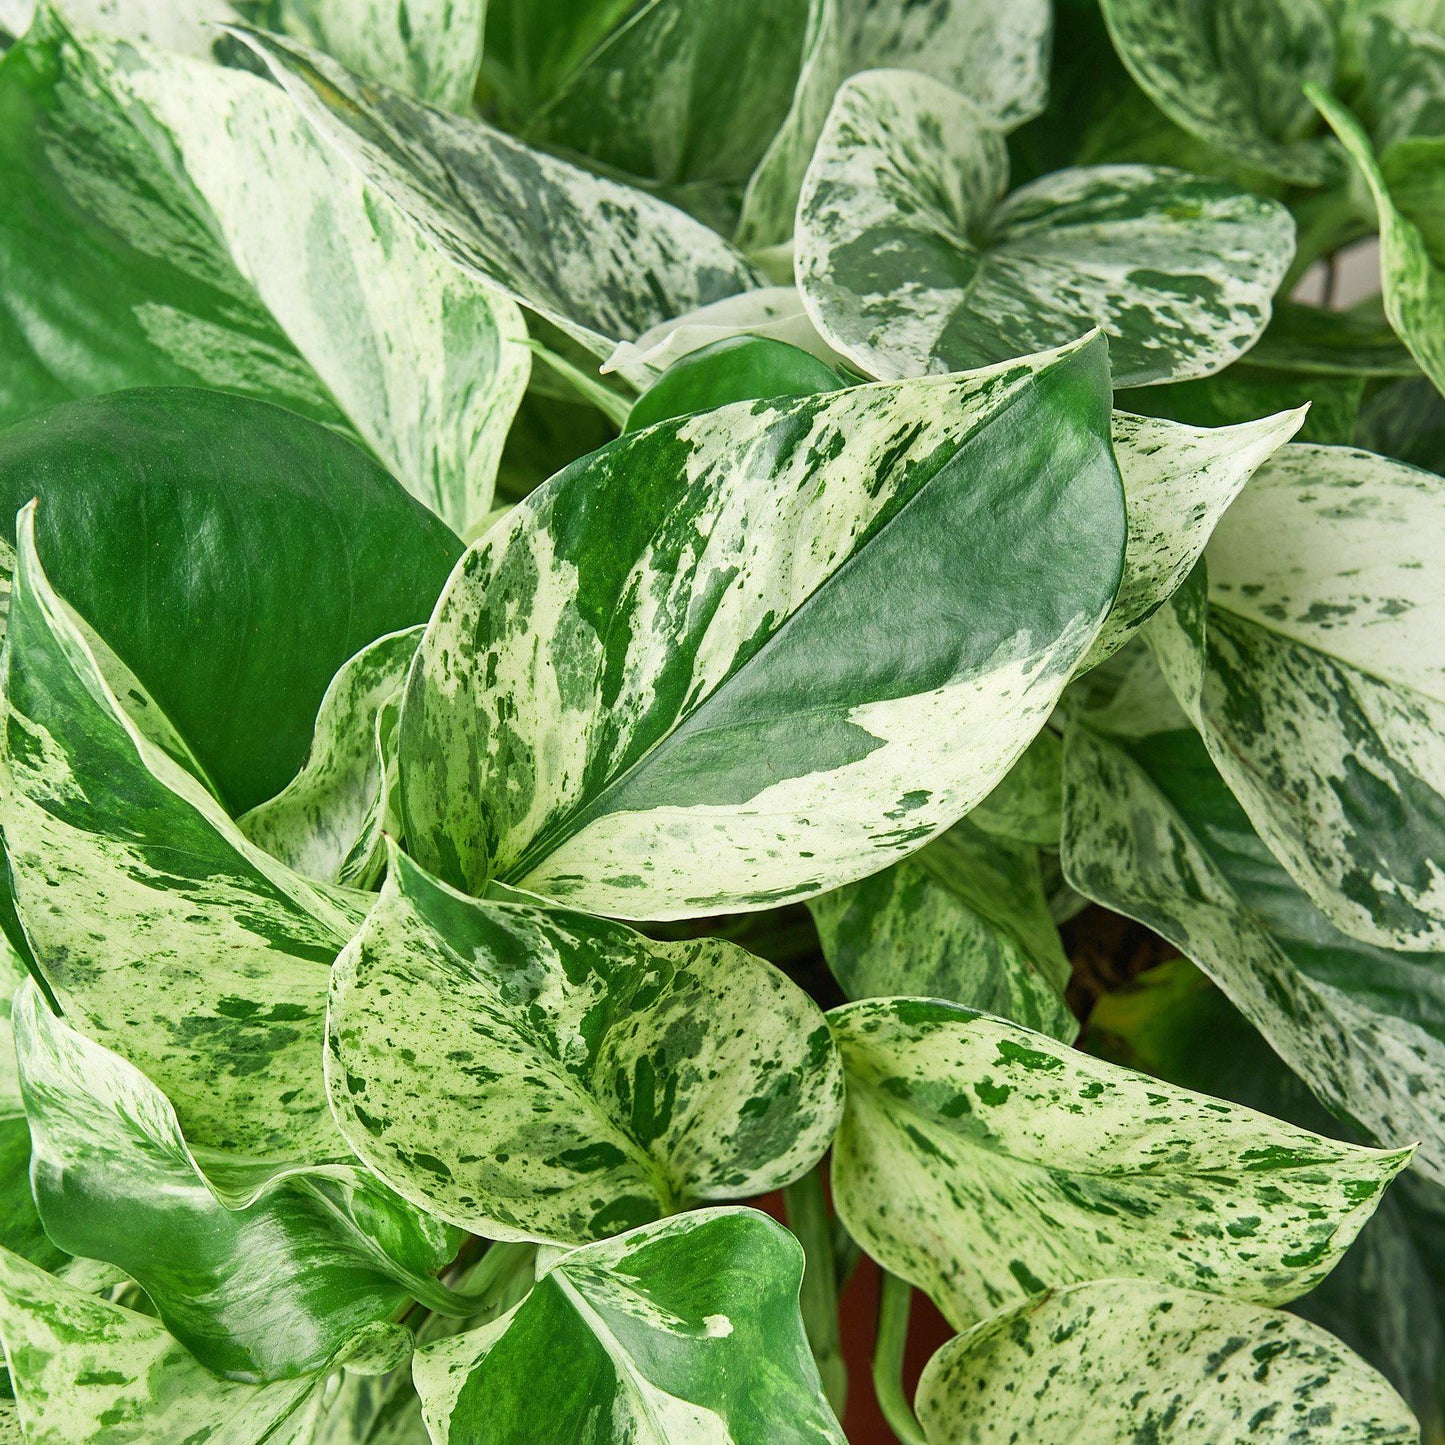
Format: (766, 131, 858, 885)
(327, 846, 843, 1244)
(1060, 697, 1445, 1182)
(1086, 406, 1307, 670)
(14, 981, 458, 1382)
(796, 70, 1296, 388)
(0, 15, 530, 535)
(267, 0, 484, 110)
(241, 629, 418, 890)
(412, 1208, 846, 1445)
(808, 820, 1075, 1040)
(0, 0, 235, 55)
(1246, 298, 1420, 378)
(0, 506, 358, 1160)
(915, 1278, 1418, 1444)
(828, 996, 1410, 1330)
(837, 0, 1050, 129)
(0, 1243, 364, 1443)
(1151, 445, 1445, 952)
(233, 28, 762, 359)
(398, 335, 1124, 919)
(1098, 0, 1340, 184)
(967, 728, 1061, 847)
(1362, 13, 1445, 148)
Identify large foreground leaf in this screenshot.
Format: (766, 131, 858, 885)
(0, 507, 359, 1158)
(235, 28, 762, 359)
(412, 1209, 845, 1445)
(796, 70, 1295, 387)
(14, 982, 453, 1382)
(399, 335, 1124, 919)
(0, 388, 460, 813)
(1060, 694, 1445, 1182)
(1152, 445, 1445, 952)
(808, 821, 1075, 1041)
(327, 848, 842, 1244)
(828, 997, 1409, 1329)
(915, 1278, 1418, 1443)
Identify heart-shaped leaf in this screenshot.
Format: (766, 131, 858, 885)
(828, 996, 1410, 1330)
(915, 1278, 1417, 1444)
(796, 69, 1295, 388)
(327, 847, 844, 1244)
(412, 1208, 846, 1445)
(1151, 445, 1445, 952)
(399, 334, 1124, 919)
(808, 821, 1075, 1041)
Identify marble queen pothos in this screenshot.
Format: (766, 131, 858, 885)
(0, 1, 1440, 1442)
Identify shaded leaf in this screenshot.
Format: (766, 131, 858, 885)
(796, 69, 1295, 387)
(967, 728, 1062, 847)
(915, 1278, 1417, 1443)
(412, 1208, 846, 1445)
(398, 335, 1124, 919)
(1355, 374, 1445, 474)
(1247, 298, 1421, 377)
(1361, 12, 1445, 148)
(828, 995, 1409, 1330)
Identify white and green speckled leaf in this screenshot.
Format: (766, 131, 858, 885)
(1313, 85, 1445, 398)
(0, 505, 358, 1160)
(796, 70, 1296, 389)
(1060, 698, 1445, 1182)
(915, 1278, 1419, 1443)
(13, 981, 456, 1382)
(838, 0, 1051, 129)
(967, 728, 1062, 848)
(327, 846, 843, 1245)
(1, 0, 236, 55)
(1099, 0, 1340, 185)
(1361, 14, 1445, 147)
(1151, 444, 1445, 952)
(413, 1208, 846, 1445)
(808, 820, 1075, 1040)
(1085, 406, 1308, 670)
(267, 0, 485, 110)
(398, 335, 1124, 919)
(241, 628, 417, 889)
(828, 996, 1410, 1331)
(233, 27, 762, 360)
(0, 1242, 360, 1443)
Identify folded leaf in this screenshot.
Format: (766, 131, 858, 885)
(0, 12, 530, 535)
(15, 982, 456, 1382)
(234, 28, 762, 359)
(915, 1278, 1418, 1444)
(412, 1208, 846, 1445)
(1087, 406, 1306, 669)
(1099, 0, 1340, 184)
(828, 996, 1410, 1330)
(0, 1244, 349, 1443)
(1313, 85, 1445, 396)
(241, 629, 419, 889)
(808, 820, 1075, 1041)
(399, 334, 1124, 918)
(327, 847, 843, 1244)
(1151, 445, 1445, 951)
(1060, 700, 1445, 1181)
(0, 505, 361, 1159)
(796, 70, 1295, 387)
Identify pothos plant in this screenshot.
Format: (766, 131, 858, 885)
(0, 0, 1441, 1440)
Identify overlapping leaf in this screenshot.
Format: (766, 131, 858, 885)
(398, 335, 1124, 919)
(1060, 690, 1445, 1182)
(327, 847, 843, 1244)
(915, 1278, 1418, 1443)
(796, 69, 1295, 388)
(0, 12, 530, 534)
(235, 27, 763, 359)
(412, 1209, 846, 1445)
(966, 729, 1062, 847)
(808, 822, 1075, 1041)
(1150, 445, 1445, 952)
(0, 506, 360, 1159)
(828, 996, 1410, 1330)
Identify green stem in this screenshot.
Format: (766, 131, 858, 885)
(784, 1166, 848, 1419)
(525, 341, 633, 427)
(873, 1272, 927, 1445)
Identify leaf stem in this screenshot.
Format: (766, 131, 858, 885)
(784, 1165, 847, 1418)
(524, 341, 633, 427)
(873, 1271, 926, 1445)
